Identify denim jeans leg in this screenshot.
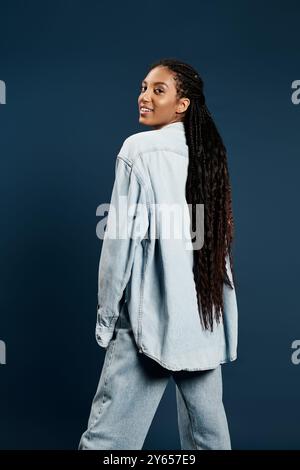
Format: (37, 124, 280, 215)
(173, 365, 231, 450)
(78, 303, 171, 450)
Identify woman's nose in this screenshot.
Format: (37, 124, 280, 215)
(142, 91, 152, 101)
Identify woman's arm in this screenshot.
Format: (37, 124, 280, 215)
(95, 156, 149, 348)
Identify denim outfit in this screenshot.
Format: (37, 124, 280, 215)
(78, 121, 237, 450)
(78, 302, 231, 450)
(95, 121, 238, 371)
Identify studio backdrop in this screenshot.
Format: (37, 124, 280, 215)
(0, 0, 300, 450)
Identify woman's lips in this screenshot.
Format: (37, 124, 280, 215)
(140, 107, 153, 114)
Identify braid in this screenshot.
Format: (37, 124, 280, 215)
(147, 58, 237, 331)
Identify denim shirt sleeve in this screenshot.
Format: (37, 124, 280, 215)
(95, 155, 149, 348)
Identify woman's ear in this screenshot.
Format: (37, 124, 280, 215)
(177, 97, 190, 113)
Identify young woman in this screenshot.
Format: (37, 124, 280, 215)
(78, 58, 238, 450)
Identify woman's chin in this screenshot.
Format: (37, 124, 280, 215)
(139, 116, 154, 126)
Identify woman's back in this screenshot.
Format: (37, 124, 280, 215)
(96, 121, 238, 371)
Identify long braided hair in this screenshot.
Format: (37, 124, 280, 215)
(147, 58, 237, 331)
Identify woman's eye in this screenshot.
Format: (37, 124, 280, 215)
(140, 86, 163, 94)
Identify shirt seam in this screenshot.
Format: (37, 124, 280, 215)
(117, 154, 146, 187)
(117, 154, 152, 215)
(114, 155, 151, 330)
(138, 147, 187, 158)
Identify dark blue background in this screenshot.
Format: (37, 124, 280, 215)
(0, 0, 299, 449)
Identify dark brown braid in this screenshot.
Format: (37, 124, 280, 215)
(147, 58, 237, 331)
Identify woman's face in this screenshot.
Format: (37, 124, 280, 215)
(138, 66, 190, 130)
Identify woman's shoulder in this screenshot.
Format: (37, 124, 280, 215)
(118, 128, 165, 164)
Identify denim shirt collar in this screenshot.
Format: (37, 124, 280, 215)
(158, 121, 185, 131)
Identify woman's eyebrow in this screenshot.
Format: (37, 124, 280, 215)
(142, 80, 169, 88)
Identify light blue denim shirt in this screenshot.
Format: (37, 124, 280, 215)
(95, 121, 238, 371)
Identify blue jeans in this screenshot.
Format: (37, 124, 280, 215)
(78, 303, 231, 450)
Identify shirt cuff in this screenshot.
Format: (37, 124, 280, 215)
(95, 324, 114, 348)
(95, 306, 118, 348)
